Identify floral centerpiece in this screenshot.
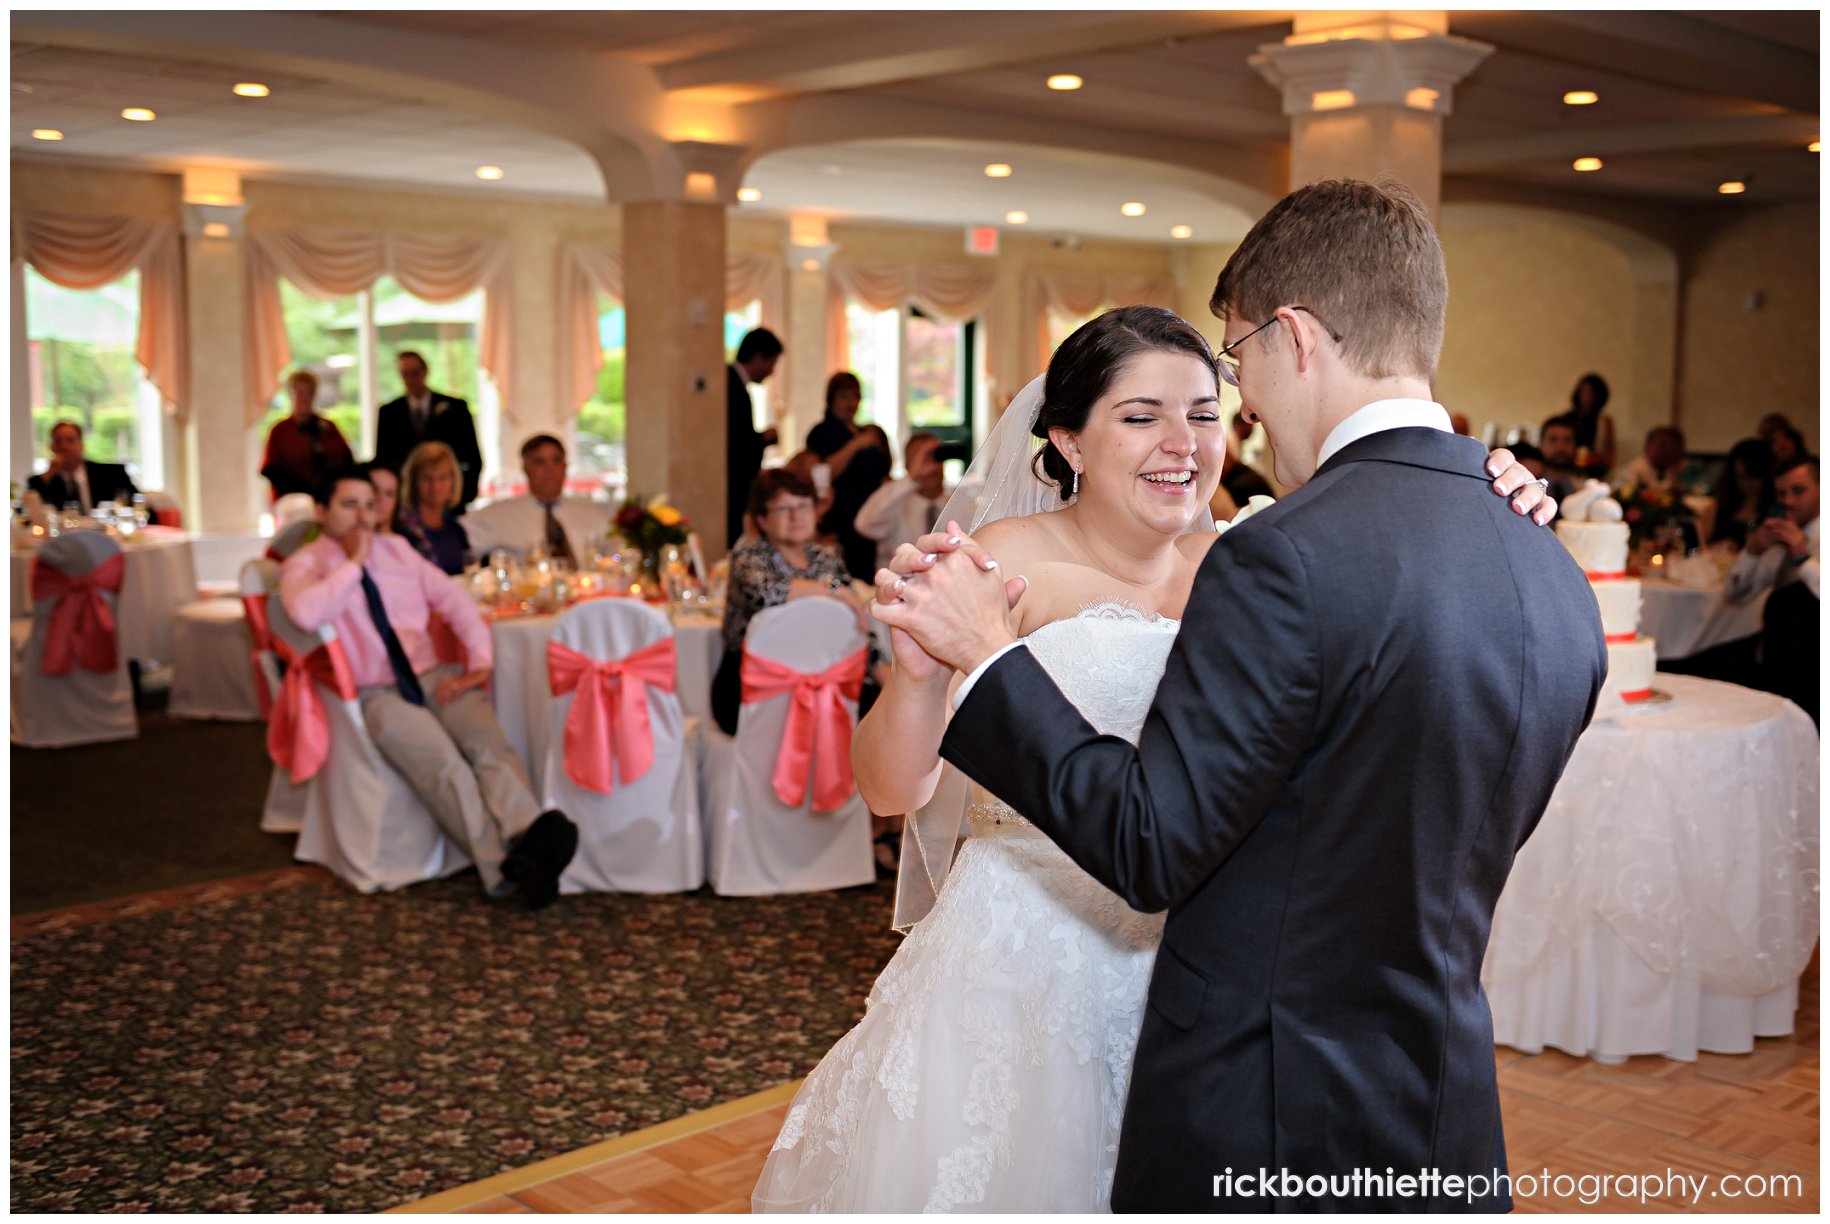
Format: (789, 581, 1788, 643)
(1614, 482, 1693, 549)
(613, 494, 690, 585)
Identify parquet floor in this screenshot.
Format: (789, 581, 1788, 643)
(398, 967, 1818, 1214)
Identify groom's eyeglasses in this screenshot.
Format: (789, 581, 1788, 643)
(1217, 306, 1342, 387)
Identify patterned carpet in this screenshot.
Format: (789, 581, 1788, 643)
(11, 869, 901, 1213)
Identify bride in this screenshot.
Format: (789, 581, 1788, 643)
(752, 306, 1553, 1212)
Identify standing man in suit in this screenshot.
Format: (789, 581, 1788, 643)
(879, 179, 1605, 1210)
(727, 328, 782, 549)
(29, 421, 137, 510)
(375, 350, 483, 510)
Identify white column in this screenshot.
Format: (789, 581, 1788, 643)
(12, 260, 34, 485)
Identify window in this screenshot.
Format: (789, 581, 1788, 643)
(841, 303, 979, 472)
(1045, 307, 1101, 355)
(576, 295, 626, 503)
(257, 276, 498, 492)
(24, 266, 165, 489)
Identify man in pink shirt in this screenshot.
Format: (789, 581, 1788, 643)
(280, 466, 577, 907)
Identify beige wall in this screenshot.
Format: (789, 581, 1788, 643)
(1676, 203, 1819, 454)
(1437, 223, 1644, 448)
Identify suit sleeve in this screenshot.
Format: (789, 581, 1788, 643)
(448, 401, 481, 505)
(940, 522, 1321, 912)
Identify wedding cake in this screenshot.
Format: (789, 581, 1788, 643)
(1556, 482, 1656, 704)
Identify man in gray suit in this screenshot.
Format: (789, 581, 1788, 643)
(878, 179, 1605, 1211)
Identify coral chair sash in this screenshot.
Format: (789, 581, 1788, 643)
(267, 638, 357, 783)
(740, 646, 868, 812)
(33, 553, 125, 676)
(545, 637, 678, 794)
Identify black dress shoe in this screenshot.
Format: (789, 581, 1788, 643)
(502, 810, 578, 910)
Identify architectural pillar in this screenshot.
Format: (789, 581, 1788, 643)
(12, 260, 34, 486)
(622, 199, 728, 554)
(1252, 12, 1491, 217)
(179, 172, 257, 534)
(783, 218, 836, 451)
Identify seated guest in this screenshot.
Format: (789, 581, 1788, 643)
(1727, 457, 1820, 724)
(367, 462, 400, 534)
(460, 434, 610, 568)
(1538, 415, 1584, 502)
(1220, 411, 1277, 506)
(1757, 412, 1795, 445)
(712, 470, 880, 737)
(260, 371, 355, 502)
(397, 442, 470, 574)
(1617, 425, 1688, 494)
(1510, 442, 1548, 482)
(279, 465, 577, 907)
(1769, 424, 1807, 469)
(1707, 439, 1776, 549)
(853, 431, 951, 575)
(29, 420, 137, 510)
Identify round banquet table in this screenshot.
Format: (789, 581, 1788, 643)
(1482, 673, 1819, 1062)
(1636, 575, 1767, 661)
(12, 528, 200, 663)
(485, 601, 725, 777)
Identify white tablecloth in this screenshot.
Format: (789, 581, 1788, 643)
(1637, 577, 1766, 660)
(1483, 673, 1819, 1062)
(486, 603, 724, 776)
(12, 529, 199, 663)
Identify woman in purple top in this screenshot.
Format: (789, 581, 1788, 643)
(398, 441, 471, 574)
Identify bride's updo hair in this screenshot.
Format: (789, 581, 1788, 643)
(1030, 305, 1219, 501)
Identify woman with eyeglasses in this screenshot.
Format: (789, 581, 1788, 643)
(711, 469, 879, 737)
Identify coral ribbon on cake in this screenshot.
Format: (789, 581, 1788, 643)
(740, 646, 868, 812)
(267, 638, 357, 783)
(545, 637, 677, 794)
(33, 554, 125, 676)
(241, 593, 275, 718)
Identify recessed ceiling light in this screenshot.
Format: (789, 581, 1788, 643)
(202, 221, 231, 238)
(475, 165, 504, 180)
(1572, 157, 1603, 172)
(1121, 202, 1146, 217)
(1562, 90, 1599, 106)
(984, 163, 1013, 178)
(31, 129, 62, 141)
(1170, 225, 1193, 240)
(1005, 210, 1028, 225)
(1047, 74, 1083, 91)
(1809, 140, 1821, 153)
(1718, 180, 1747, 195)
(121, 107, 156, 122)
(233, 83, 269, 98)
(737, 186, 762, 202)
(800, 258, 820, 273)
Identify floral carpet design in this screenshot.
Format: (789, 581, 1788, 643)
(11, 871, 901, 1213)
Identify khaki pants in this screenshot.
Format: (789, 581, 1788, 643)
(361, 664, 541, 894)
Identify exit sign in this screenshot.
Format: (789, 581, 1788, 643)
(965, 225, 1000, 257)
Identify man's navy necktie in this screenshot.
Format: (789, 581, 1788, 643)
(359, 567, 426, 706)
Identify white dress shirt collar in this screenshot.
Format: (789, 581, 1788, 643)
(1315, 398, 1453, 471)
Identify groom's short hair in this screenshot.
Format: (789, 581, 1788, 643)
(1210, 178, 1447, 382)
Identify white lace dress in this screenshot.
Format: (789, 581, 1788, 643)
(752, 605, 1176, 1213)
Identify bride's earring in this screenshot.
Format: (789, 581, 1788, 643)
(1071, 465, 1081, 502)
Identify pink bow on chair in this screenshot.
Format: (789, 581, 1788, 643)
(740, 646, 868, 812)
(267, 638, 357, 784)
(546, 637, 678, 794)
(33, 553, 125, 676)
(241, 593, 275, 718)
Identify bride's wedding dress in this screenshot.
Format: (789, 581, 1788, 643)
(753, 604, 1177, 1213)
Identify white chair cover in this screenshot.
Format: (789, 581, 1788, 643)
(702, 597, 875, 895)
(267, 598, 470, 892)
(247, 559, 310, 834)
(543, 599, 705, 894)
(266, 519, 316, 561)
(140, 488, 184, 527)
(167, 596, 260, 721)
(10, 531, 138, 748)
(272, 493, 318, 530)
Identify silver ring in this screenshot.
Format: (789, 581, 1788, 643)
(1535, 476, 1551, 490)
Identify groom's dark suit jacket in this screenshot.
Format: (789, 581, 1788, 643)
(942, 427, 1606, 1212)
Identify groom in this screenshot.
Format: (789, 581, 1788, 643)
(876, 179, 1606, 1211)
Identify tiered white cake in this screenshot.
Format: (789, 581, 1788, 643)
(1556, 484, 1656, 704)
